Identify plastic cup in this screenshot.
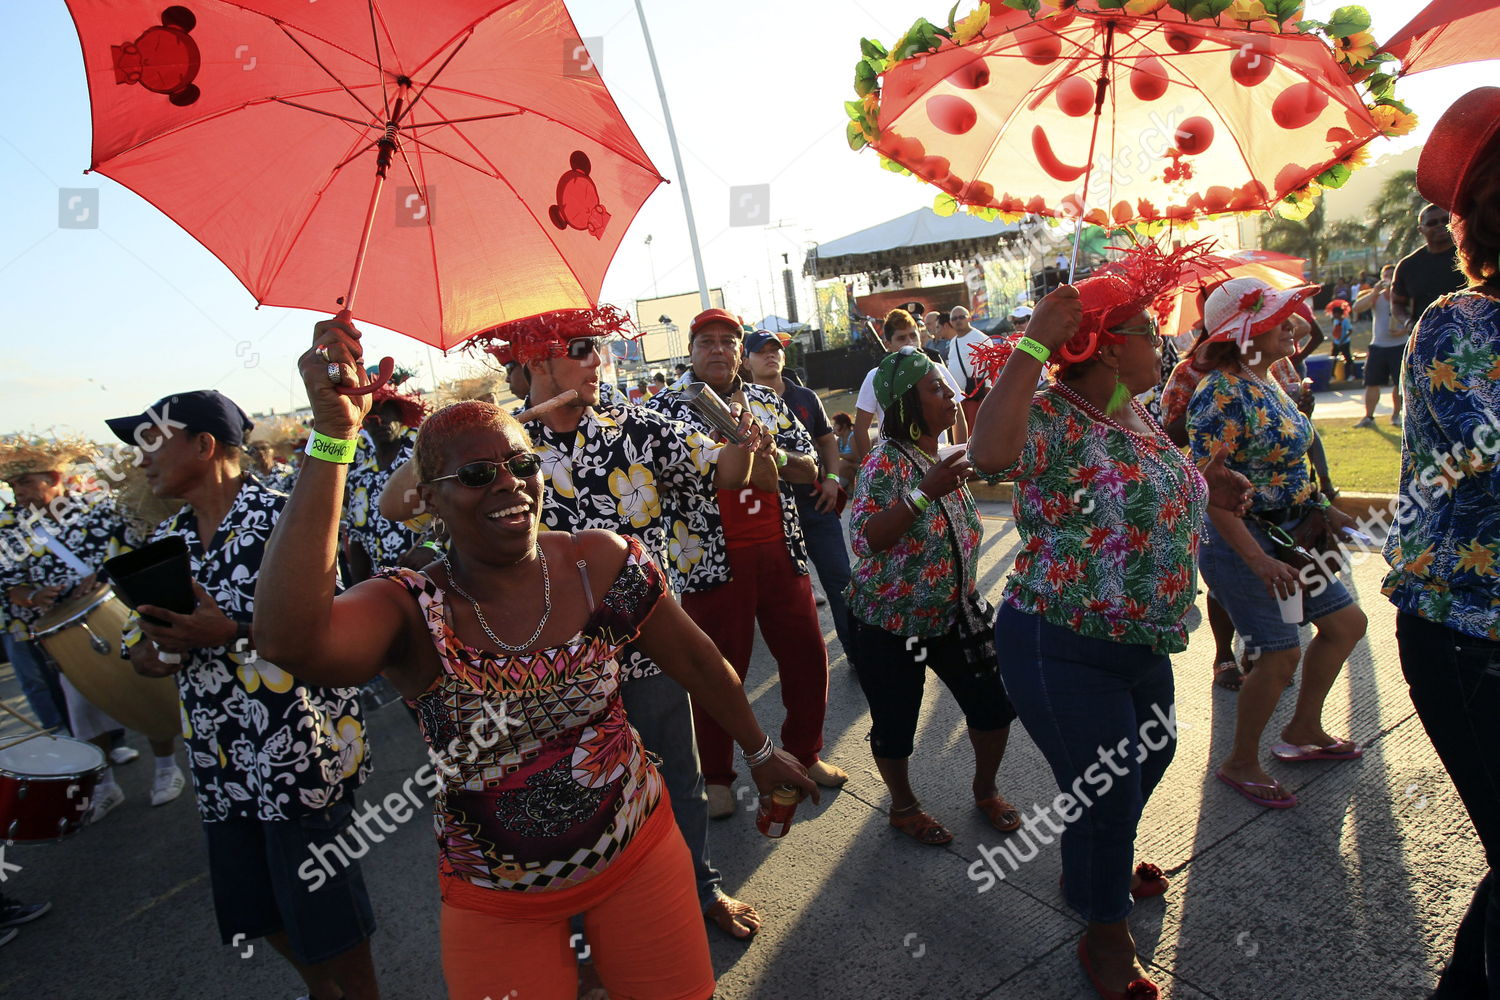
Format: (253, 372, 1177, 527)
(1277, 586, 1304, 624)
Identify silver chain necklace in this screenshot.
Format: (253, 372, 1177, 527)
(442, 549, 551, 652)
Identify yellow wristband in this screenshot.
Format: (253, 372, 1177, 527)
(1014, 336, 1051, 364)
(305, 430, 358, 464)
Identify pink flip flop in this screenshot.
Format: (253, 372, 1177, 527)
(1271, 740, 1364, 762)
(1216, 770, 1298, 809)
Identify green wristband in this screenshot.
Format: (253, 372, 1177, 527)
(1014, 336, 1051, 364)
(774, 449, 788, 468)
(908, 488, 932, 513)
(305, 430, 358, 464)
(825, 472, 841, 486)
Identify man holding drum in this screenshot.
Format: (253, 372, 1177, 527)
(110, 389, 380, 1000)
(0, 439, 186, 818)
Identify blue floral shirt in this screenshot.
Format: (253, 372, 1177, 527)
(1188, 369, 1316, 513)
(1384, 290, 1500, 640)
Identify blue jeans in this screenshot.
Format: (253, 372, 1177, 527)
(619, 666, 721, 910)
(1398, 612, 1500, 999)
(995, 604, 1177, 924)
(794, 494, 852, 657)
(2, 634, 67, 731)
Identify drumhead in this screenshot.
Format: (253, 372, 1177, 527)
(0, 736, 107, 776)
(31, 584, 116, 639)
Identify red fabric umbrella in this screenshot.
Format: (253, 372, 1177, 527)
(850, 4, 1395, 235)
(1380, 0, 1500, 76)
(67, 0, 665, 362)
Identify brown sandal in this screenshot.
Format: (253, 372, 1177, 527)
(976, 795, 1023, 832)
(889, 804, 953, 845)
(1212, 661, 1243, 691)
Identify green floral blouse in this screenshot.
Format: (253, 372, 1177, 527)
(993, 388, 1207, 654)
(1187, 369, 1316, 513)
(846, 441, 982, 638)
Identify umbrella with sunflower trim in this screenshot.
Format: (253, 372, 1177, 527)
(845, 0, 1414, 248)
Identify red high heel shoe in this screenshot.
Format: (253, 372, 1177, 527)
(1077, 936, 1159, 1000)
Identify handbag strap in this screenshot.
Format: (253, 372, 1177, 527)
(889, 440, 984, 632)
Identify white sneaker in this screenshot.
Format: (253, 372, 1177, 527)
(1391, 413, 1403, 428)
(90, 783, 125, 823)
(150, 766, 186, 806)
(109, 747, 140, 765)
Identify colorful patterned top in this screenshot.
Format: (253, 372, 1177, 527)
(846, 441, 981, 637)
(992, 387, 1207, 654)
(1160, 355, 1299, 432)
(1384, 290, 1500, 640)
(383, 534, 667, 892)
(0, 490, 141, 640)
(1187, 369, 1316, 513)
(520, 398, 722, 681)
(646, 374, 815, 593)
(344, 429, 420, 569)
(127, 479, 369, 821)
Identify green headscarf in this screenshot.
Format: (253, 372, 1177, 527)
(873, 346, 934, 410)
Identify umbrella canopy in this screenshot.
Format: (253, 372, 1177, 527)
(1163, 249, 1308, 339)
(1380, 0, 1500, 76)
(848, 3, 1411, 228)
(68, 0, 665, 351)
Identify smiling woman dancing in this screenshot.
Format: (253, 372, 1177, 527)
(254, 314, 815, 1000)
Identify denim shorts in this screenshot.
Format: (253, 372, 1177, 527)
(1198, 516, 1354, 653)
(203, 797, 376, 964)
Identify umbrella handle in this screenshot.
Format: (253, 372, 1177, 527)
(336, 356, 396, 396)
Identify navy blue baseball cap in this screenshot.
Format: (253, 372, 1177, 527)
(106, 390, 254, 448)
(744, 330, 790, 354)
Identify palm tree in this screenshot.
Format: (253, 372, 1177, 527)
(1260, 202, 1371, 283)
(1366, 170, 1424, 262)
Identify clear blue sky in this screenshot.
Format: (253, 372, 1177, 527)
(0, 0, 1488, 438)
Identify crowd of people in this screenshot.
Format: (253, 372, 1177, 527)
(0, 88, 1496, 1000)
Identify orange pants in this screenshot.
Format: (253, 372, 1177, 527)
(440, 804, 714, 1000)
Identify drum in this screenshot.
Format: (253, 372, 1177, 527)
(32, 585, 181, 743)
(0, 736, 105, 841)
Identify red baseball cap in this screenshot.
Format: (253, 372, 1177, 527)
(689, 308, 743, 340)
(1418, 87, 1500, 213)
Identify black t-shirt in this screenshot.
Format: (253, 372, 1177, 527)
(779, 381, 832, 500)
(1394, 245, 1467, 327)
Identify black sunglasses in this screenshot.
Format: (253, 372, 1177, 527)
(425, 454, 541, 487)
(563, 337, 603, 361)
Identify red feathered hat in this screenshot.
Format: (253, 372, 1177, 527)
(369, 384, 430, 428)
(470, 304, 638, 366)
(969, 239, 1223, 381)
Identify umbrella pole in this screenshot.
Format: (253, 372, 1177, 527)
(335, 107, 405, 397)
(1068, 23, 1115, 284)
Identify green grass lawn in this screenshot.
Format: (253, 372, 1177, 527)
(1317, 415, 1404, 495)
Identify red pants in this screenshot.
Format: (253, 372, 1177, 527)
(680, 540, 829, 786)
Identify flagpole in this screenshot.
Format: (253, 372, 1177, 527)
(633, 0, 711, 310)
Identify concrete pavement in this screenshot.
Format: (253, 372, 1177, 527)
(0, 505, 1481, 999)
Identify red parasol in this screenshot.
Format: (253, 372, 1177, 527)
(848, 2, 1411, 253)
(1163, 248, 1307, 338)
(1380, 0, 1500, 76)
(66, 0, 665, 392)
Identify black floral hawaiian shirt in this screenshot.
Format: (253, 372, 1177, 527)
(645, 373, 813, 592)
(127, 478, 370, 822)
(520, 398, 723, 680)
(0, 490, 141, 641)
(343, 429, 420, 570)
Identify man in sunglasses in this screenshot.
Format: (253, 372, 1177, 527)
(648, 309, 849, 821)
(482, 305, 770, 941)
(1393, 203, 1467, 346)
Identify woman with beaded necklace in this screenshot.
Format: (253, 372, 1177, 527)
(255, 315, 816, 1000)
(968, 249, 1252, 1000)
